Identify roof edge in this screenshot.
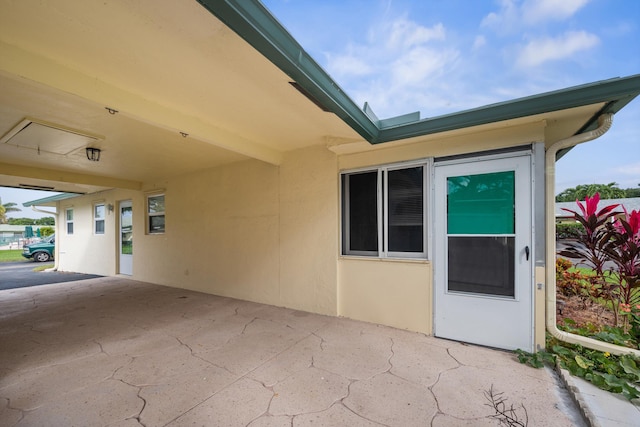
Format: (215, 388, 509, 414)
(197, 0, 378, 141)
(23, 193, 80, 207)
(377, 75, 640, 143)
(196, 1, 640, 146)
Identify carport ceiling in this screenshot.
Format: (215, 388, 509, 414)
(0, 0, 359, 193)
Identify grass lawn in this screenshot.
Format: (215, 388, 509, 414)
(0, 250, 27, 263)
(32, 263, 54, 272)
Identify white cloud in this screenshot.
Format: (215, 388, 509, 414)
(391, 47, 459, 86)
(516, 30, 599, 67)
(481, 0, 520, 33)
(323, 16, 460, 117)
(473, 35, 487, 50)
(325, 52, 373, 77)
(482, 0, 591, 31)
(522, 0, 589, 25)
(615, 162, 640, 176)
(385, 20, 445, 49)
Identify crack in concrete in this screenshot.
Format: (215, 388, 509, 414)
(240, 317, 258, 335)
(310, 332, 326, 350)
(114, 377, 148, 427)
(2, 397, 26, 426)
(92, 339, 108, 355)
(339, 381, 389, 427)
(172, 335, 237, 376)
(425, 346, 464, 425)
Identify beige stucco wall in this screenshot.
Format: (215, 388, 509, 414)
(279, 146, 339, 315)
(338, 258, 432, 333)
(55, 120, 548, 339)
(57, 145, 340, 316)
(57, 188, 141, 276)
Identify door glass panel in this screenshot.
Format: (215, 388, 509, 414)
(121, 206, 133, 255)
(447, 170, 516, 297)
(447, 171, 515, 234)
(448, 236, 515, 296)
(388, 166, 423, 252)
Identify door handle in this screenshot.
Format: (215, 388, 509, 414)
(525, 246, 530, 261)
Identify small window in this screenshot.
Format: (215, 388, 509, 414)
(341, 162, 428, 259)
(66, 208, 74, 235)
(94, 203, 105, 234)
(147, 194, 165, 234)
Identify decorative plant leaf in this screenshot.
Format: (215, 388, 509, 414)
(620, 357, 640, 382)
(575, 354, 593, 369)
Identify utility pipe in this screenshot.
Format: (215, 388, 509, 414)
(545, 113, 640, 357)
(30, 206, 59, 271)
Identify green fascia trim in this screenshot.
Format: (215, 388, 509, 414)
(23, 193, 80, 207)
(376, 75, 640, 143)
(197, 0, 378, 141)
(197, 1, 640, 145)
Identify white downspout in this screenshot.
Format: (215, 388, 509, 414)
(545, 113, 640, 356)
(30, 206, 59, 271)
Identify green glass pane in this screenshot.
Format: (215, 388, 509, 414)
(447, 171, 514, 234)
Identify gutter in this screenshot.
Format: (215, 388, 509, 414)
(30, 206, 59, 272)
(545, 113, 640, 357)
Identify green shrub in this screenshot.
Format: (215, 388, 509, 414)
(556, 222, 584, 239)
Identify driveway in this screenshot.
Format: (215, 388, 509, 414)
(0, 262, 102, 290)
(0, 277, 584, 426)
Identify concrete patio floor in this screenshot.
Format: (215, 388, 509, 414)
(0, 277, 583, 426)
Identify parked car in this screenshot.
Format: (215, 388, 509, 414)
(22, 234, 55, 262)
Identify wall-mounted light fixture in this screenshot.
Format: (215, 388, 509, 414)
(107, 203, 114, 213)
(86, 147, 101, 161)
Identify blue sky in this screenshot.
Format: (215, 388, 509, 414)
(1, 0, 638, 219)
(262, 0, 639, 190)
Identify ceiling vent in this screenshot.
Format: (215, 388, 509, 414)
(0, 118, 101, 156)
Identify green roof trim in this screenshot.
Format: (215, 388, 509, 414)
(23, 193, 80, 207)
(196, 0, 378, 142)
(377, 76, 640, 143)
(200, 0, 640, 145)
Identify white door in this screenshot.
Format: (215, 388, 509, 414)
(119, 200, 133, 275)
(434, 154, 533, 351)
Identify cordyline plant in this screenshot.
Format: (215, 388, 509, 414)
(558, 193, 640, 330)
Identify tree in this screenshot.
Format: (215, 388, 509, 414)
(556, 183, 627, 202)
(39, 226, 54, 237)
(35, 217, 55, 226)
(0, 197, 21, 224)
(624, 184, 640, 198)
(8, 217, 36, 225)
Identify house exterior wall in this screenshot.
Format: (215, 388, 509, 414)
(56, 145, 340, 316)
(54, 120, 547, 343)
(57, 189, 140, 276)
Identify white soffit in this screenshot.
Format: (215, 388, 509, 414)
(0, 118, 102, 156)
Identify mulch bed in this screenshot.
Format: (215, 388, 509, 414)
(556, 294, 616, 329)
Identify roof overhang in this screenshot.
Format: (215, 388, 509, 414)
(1, 0, 639, 196)
(22, 193, 79, 208)
(203, 0, 640, 145)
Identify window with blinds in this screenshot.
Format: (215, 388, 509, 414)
(341, 161, 429, 259)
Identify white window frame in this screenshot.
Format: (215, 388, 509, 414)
(94, 203, 105, 235)
(147, 193, 165, 234)
(65, 208, 74, 235)
(341, 159, 431, 259)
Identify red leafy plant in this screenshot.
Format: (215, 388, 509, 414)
(558, 193, 640, 331)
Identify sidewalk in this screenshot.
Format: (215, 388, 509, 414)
(557, 367, 640, 427)
(0, 277, 632, 426)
